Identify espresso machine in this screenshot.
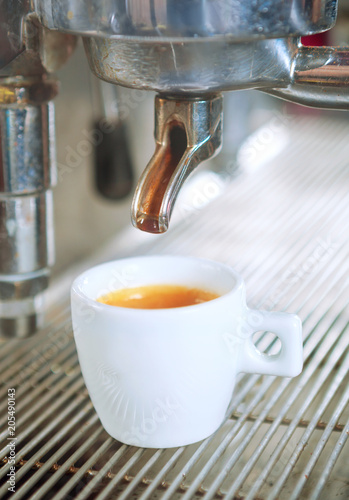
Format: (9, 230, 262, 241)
(0, 0, 348, 338)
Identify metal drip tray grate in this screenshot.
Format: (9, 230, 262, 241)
(1, 116, 349, 499)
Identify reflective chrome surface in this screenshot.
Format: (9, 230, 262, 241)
(264, 45, 349, 109)
(132, 94, 222, 233)
(84, 37, 295, 93)
(0, 192, 54, 274)
(35, 0, 337, 40)
(0, 74, 60, 341)
(0, 10, 73, 337)
(0, 189, 54, 336)
(0, 103, 55, 282)
(85, 37, 349, 110)
(0, 104, 55, 193)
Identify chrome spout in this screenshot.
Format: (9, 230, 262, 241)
(131, 94, 223, 233)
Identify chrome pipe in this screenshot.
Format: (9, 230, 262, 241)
(0, 90, 56, 337)
(263, 44, 349, 109)
(0, 4, 75, 337)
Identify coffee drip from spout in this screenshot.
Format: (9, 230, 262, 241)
(131, 94, 223, 234)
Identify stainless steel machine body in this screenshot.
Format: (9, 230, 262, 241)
(35, 0, 348, 103)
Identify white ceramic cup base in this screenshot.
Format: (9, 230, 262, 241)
(71, 255, 303, 448)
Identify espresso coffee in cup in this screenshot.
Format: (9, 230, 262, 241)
(97, 284, 219, 309)
(71, 255, 303, 448)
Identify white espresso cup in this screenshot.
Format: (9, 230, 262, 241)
(71, 255, 303, 448)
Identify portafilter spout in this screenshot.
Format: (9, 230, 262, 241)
(131, 94, 223, 234)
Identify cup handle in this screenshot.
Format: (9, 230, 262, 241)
(238, 309, 303, 377)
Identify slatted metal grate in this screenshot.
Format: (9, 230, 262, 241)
(1, 114, 348, 499)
